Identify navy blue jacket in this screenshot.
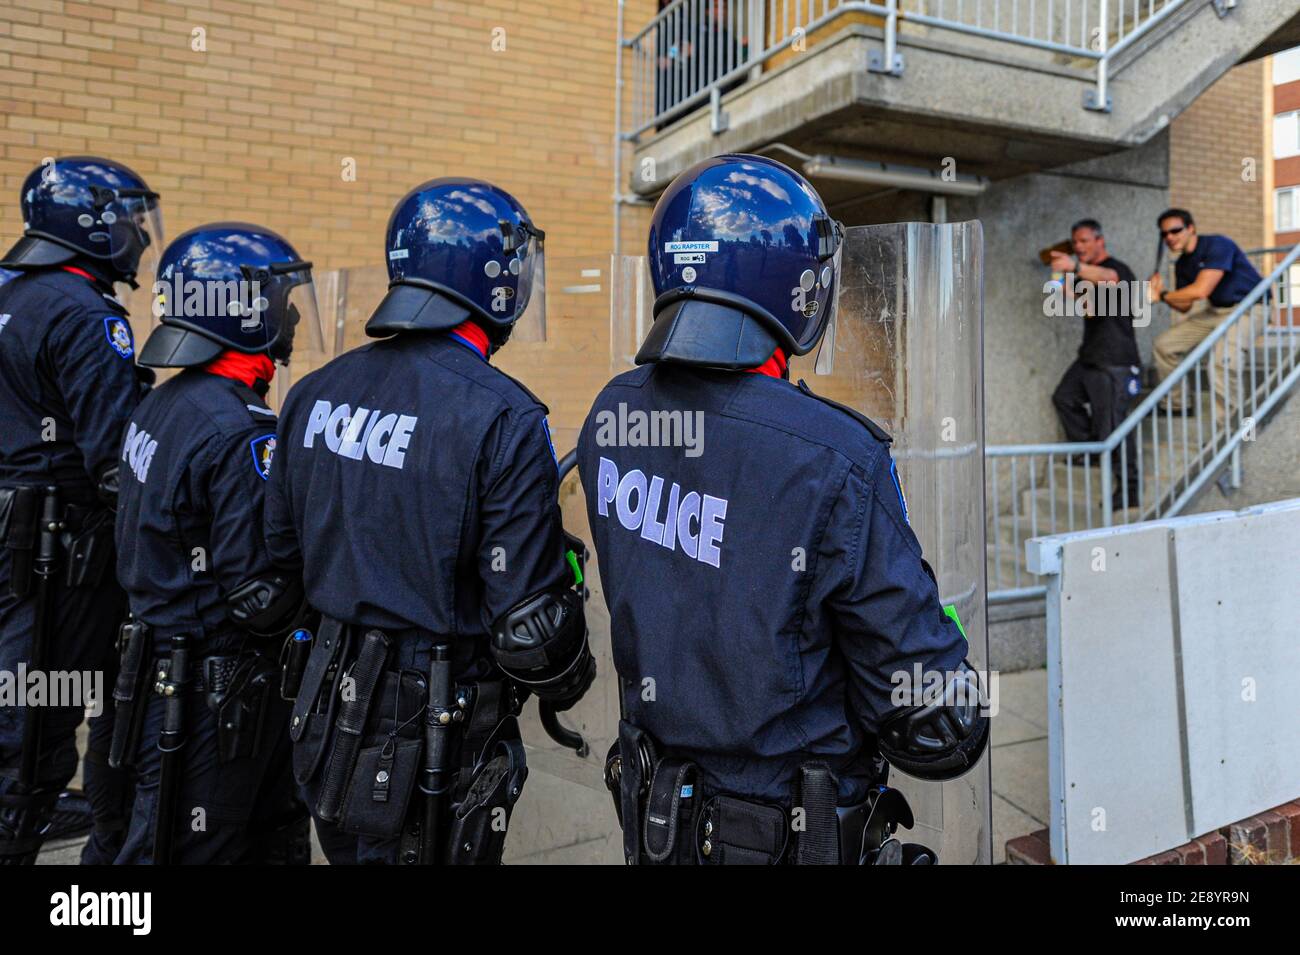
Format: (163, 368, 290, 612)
(1174, 234, 1263, 308)
(577, 364, 968, 803)
(0, 267, 141, 500)
(265, 333, 568, 670)
(115, 369, 279, 653)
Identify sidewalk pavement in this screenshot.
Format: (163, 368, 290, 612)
(992, 667, 1049, 862)
(40, 667, 1053, 865)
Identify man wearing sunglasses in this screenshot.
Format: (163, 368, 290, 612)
(1147, 208, 1262, 415)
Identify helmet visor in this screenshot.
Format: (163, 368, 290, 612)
(283, 276, 323, 358)
(511, 229, 546, 343)
(274, 271, 326, 406)
(813, 225, 844, 375)
(120, 191, 163, 284)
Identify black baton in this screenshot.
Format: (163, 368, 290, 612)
(18, 486, 61, 789)
(418, 643, 453, 865)
(152, 633, 189, 865)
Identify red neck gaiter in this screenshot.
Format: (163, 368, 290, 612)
(447, 320, 490, 360)
(62, 265, 111, 292)
(745, 349, 789, 379)
(205, 350, 276, 390)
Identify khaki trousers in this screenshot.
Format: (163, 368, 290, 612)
(1152, 300, 1248, 416)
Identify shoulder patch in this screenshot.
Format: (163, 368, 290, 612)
(795, 379, 892, 444)
(103, 315, 134, 359)
(249, 433, 276, 481)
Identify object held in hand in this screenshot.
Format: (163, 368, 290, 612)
(1038, 240, 1072, 266)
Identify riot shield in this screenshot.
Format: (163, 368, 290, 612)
(792, 221, 991, 865)
(609, 223, 992, 864)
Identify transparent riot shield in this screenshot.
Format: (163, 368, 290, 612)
(609, 224, 991, 864)
(792, 221, 991, 865)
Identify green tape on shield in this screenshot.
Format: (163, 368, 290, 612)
(944, 604, 968, 642)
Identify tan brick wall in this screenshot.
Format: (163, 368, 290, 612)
(1168, 60, 1269, 250)
(0, 0, 658, 443)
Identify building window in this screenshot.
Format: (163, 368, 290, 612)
(1275, 47, 1300, 86)
(1278, 186, 1300, 233)
(1276, 111, 1300, 160)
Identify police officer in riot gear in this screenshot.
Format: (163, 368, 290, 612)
(578, 154, 989, 865)
(266, 178, 594, 865)
(111, 223, 315, 864)
(0, 156, 162, 864)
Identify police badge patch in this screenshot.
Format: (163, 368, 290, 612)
(103, 315, 134, 358)
(249, 433, 276, 480)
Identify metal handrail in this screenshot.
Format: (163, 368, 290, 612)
(620, 0, 1192, 141)
(986, 242, 1300, 604)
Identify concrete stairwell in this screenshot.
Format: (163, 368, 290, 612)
(987, 330, 1300, 672)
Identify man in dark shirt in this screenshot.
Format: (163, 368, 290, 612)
(1050, 218, 1142, 508)
(1148, 208, 1263, 415)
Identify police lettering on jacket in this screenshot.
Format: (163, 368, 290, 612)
(121, 421, 158, 484)
(593, 455, 727, 568)
(302, 400, 417, 470)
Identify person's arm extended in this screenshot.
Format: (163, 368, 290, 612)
(1075, 260, 1120, 285)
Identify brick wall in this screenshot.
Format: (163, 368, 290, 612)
(1168, 59, 1269, 250)
(0, 0, 657, 440)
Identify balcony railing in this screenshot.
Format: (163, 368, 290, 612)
(620, 0, 1190, 140)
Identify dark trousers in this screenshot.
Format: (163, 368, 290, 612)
(0, 545, 129, 863)
(113, 655, 305, 865)
(1052, 360, 1139, 492)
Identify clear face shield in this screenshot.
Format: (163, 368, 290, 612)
(272, 265, 328, 407)
(118, 190, 164, 286)
(811, 221, 845, 376)
(282, 274, 325, 359)
(508, 224, 547, 343)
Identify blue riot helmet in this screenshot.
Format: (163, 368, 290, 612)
(0, 156, 163, 287)
(139, 222, 322, 368)
(366, 177, 546, 351)
(638, 154, 843, 370)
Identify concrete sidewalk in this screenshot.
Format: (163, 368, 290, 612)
(991, 667, 1049, 862)
(40, 667, 1053, 865)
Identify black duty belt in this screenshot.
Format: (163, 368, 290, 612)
(150, 653, 244, 695)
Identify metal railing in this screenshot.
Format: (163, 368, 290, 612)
(986, 243, 1300, 603)
(620, 0, 1189, 139)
